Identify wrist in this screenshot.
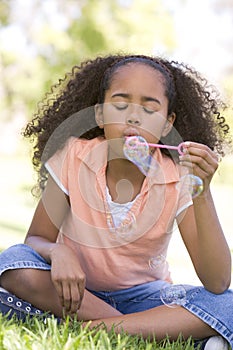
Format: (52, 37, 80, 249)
(48, 243, 64, 262)
(49, 242, 74, 263)
(193, 187, 212, 201)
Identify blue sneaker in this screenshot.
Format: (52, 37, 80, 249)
(0, 287, 60, 323)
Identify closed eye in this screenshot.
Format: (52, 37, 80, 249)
(143, 106, 156, 114)
(113, 102, 128, 110)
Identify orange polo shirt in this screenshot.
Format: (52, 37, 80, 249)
(45, 137, 192, 291)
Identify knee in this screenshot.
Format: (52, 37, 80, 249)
(1, 269, 45, 295)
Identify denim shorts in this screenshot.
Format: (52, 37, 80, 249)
(0, 244, 233, 347)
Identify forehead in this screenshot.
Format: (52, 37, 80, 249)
(109, 63, 166, 91)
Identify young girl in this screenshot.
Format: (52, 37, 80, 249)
(0, 54, 232, 349)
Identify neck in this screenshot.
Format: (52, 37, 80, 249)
(106, 158, 145, 203)
(107, 157, 144, 179)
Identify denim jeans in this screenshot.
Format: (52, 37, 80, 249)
(0, 244, 233, 347)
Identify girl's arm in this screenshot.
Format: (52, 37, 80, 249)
(177, 142, 232, 294)
(24, 175, 86, 314)
(25, 175, 70, 260)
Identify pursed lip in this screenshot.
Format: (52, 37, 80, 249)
(123, 127, 140, 138)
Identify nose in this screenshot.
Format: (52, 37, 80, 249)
(126, 116, 141, 125)
(126, 105, 141, 126)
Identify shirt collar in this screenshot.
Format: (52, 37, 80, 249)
(77, 137, 181, 184)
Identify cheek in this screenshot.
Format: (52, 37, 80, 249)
(142, 129, 163, 144)
(103, 123, 125, 138)
(140, 115, 167, 139)
(102, 104, 126, 125)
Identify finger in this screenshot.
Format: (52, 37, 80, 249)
(62, 284, 72, 313)
(78, 283, 85, 307)
(179, 160, 217, 182)
(69, 280, 86, 313)
(179, 145, 218, 173)
(69, 283, 81, 314)
(180, 163, 209, 181)
(182, 148, 212, 165)
(182, 155, 218, 174)
(183, 142, 218, 166)
(53, 280, 65, 308)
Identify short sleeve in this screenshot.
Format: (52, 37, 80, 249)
(176, 175, 193, 217)
(45, 137, 76, 195)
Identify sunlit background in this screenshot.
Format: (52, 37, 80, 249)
(0, 0, 232, 285)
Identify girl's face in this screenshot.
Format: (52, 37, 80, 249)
(96, 63, 175, 156)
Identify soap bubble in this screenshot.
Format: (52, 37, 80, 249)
(123, 136, 157, 176)
(160, 284, 187, 308)
(135, 155, 158, 176)
(189, 175, 204, 198)
(180, 174, 204, 199)
(148, 254, 166, 269)
(123, 135, 149, 160)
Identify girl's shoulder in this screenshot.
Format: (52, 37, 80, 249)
(46, 136, 107, 174)
(62, 136, 107, 164)
(63, 136, 105, 151)
(63, 136, 107, 172)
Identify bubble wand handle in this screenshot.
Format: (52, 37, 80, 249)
(147, 142, 185, 155)
(124, 136, 185, 156)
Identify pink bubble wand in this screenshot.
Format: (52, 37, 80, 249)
(123, 136, 204, 198)
(146, 141, 185, 155)
(124, 136, 185, 156)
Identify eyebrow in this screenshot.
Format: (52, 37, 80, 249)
(111, 93, 161, 105)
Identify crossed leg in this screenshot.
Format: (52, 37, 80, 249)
(0, 268, 218, 341)
(86, 305, 218, 341)
(0, 268, 121, 320)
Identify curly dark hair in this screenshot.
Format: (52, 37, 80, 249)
(23, 54, 231, 194)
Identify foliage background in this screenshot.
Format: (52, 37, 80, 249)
(0, 0, 233, 285)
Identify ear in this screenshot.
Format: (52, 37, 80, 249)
(95, 104, 104, 129)
(161, 112, 176, 137)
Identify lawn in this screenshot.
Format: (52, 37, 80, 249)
(0, 315, 200, 350)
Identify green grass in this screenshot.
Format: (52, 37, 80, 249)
(0, 315, 198, 350)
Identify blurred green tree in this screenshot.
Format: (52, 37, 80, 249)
(0, 0, 175, 122)
(0, 0, 11, 26)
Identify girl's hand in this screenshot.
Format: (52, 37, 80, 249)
(50, 243, 86, 316)
(179, 142, 219, 194)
